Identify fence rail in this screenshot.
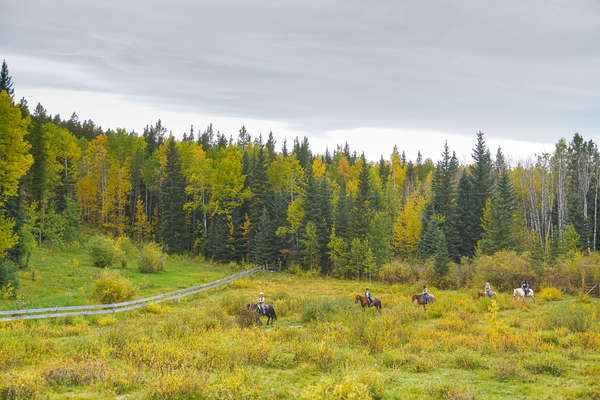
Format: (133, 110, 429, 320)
(0, 266, 264, 322)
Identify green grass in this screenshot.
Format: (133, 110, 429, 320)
(1, 241, 600, 399)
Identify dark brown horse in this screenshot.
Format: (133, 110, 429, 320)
(354, 294, 382, 311)
(478, 290, 496, 299)
(412, 293, 436, 309)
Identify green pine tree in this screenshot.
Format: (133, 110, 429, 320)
(159, 138, 187, 253)
(433, 229, 450, 277)
(0, 60, 14, 97)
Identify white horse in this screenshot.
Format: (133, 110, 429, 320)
(513, 288, 535, 300)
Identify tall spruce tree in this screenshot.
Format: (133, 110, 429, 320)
(469, 131, 493, 244)
(477, 171, 518, 255)
(351, 155, 371, 240)
(158, 138, 187, 253)
(0, 60, 14, 97)
(455, 171, 478, 257)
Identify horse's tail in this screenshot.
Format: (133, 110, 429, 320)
(271, 306, 277, 321)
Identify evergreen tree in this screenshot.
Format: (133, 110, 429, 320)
(477, 172, 518, 255)
(300, 221, 319, 272)
(433, 229, 450, 277)
(158, 138, 187, 253)
(455, 172, 478, 257)
(469, 131, 493, 244)
(0, 60, 14, 97)
(351, 155, 371, 240)
(252, 206, 272, 265)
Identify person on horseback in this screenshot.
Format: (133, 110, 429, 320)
(521, 281, 529, 297)
(485, 282, 492, 298)
(365, 288, 373, 306)
(423, 285, 429, 304)
(258, 292, 265, 314)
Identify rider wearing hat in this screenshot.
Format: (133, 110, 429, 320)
(365, 288, 373, 306)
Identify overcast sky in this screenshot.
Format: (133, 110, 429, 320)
(2, 0, 600, 162)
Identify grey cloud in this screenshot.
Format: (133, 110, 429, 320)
(2, 0, 600, 142)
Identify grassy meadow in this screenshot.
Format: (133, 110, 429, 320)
(1, 244, 600, 399)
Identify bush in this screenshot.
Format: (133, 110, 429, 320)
(92, 269, 135, 304)
(377, 261, 419, 284)
(88, 235, 116, 268)
(44, 361, 106, 386)
(492, 360, 526, 381)
(471, 250, 534, 291)
(431, 383, 476, 400)
(0, 371, 43, 400)
(236, 308, 261, 328)
(0, 260, 18, 296)
(301, 297, 351, 323)
(524, 353, 567, 376)
(139, 242, 165, 273)
(544, 303, 592, 333)
(539, 287, 562, 301)
(115, 236, 137, 268)
(450, 350, 486, 370)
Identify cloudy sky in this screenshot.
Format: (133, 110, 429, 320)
(2, 1, 600, 162)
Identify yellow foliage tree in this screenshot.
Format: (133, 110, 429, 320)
(0, 91, 33, 257)
(392, 191, 427, 258)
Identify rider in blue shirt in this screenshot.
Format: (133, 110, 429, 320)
(423, 285, 429, 303)
(485, 282, 491, 297)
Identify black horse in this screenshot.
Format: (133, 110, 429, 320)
(247, 303, 278, 325)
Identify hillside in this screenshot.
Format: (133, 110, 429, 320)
(1, 245, 600, 399)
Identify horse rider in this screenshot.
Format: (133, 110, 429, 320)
(423, 285, 429, 304)
(365, 288, 373, 306)
(485, 282, 492, 298)
(258, 292, 265, 314)
(521, 280, 529, 297)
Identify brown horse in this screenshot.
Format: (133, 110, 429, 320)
(478, 291, 496, 299)
(354, 294, 382, 311)
(412, 293, 436, 309)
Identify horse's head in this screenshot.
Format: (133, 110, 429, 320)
(411, 294, 417, 302)
(513, 289, 518, 297)
(354, 295, 360, 303)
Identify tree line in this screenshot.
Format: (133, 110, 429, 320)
(0, 59, 596, 284)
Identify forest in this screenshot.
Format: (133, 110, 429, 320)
(0, 59, 598, 293)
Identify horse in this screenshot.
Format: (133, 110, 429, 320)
(247, 303, 278, 325)
(354, 294, 382, 311)
(412, 293, 436, 309)
(513, 288, 535, 301)
(478, 290, 497, 299)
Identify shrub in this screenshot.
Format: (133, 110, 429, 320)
(92, 269, 135, 304)
(146, 372, 203, 399)
(525, 353, 567, 376)
(471, 250, 534, 291)
(0, 371, 44, 399)
(0, 260, 19, 294)
(115, 236, 136, 268)
(301, 297, 351, 323)
(88, 235, 116, 268)
(492, 360, 526, 381)
(431, 383, 476, 400)
(44, 361, 106, 386)
(451, 350, 486, 370)
(539, 287, 562, 301)
(544, 303, 592, 333)
(264, 347, 297, 369)
(139, 242, 165, 273)
(377, 261, 419, 284)
(236, 308, 261, 328)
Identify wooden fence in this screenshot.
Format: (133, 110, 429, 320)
(0, 266, 264, 322)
